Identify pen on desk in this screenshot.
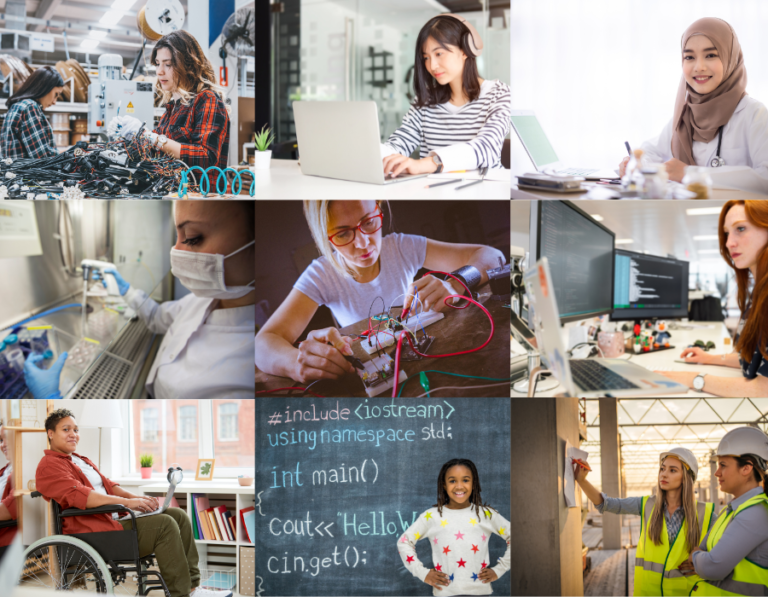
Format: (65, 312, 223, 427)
(425, 179, 461, 189)
(625, 141, 632, 156)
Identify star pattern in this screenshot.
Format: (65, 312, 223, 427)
(471, 572, 479, 581)
(425, 512, 432, 521)
(400, 535, 408, 543)
(484, 509, 492, 518)
(481, 561, 487, 569)
(433, 537, 438, 545)
(441, 519, 449, 527)
(414, 532, 421, 540)
(435, 563, 442, 572)
(454, 530, 465, 540)
(471, 544, 479, 553)
(457, 558, 467, 568)
(449, 574, 455, 582)
(406, 556, 414, 564)
(443, 546, 451, 555)
(499, 527, 506, 536)
(469, 517, 477, 526)
(481, 533, 487, 542)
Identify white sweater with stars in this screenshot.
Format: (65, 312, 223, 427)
(396, 505, 511, 596)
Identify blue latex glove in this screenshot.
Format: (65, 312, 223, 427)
(107, 115, 143, 139)
(102, 267, 130, 296)
(23, 352, 67, 399)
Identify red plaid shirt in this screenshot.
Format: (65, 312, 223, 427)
(155, 90, 230, 190)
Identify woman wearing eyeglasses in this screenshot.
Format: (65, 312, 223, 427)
(254, 200, 505, 384)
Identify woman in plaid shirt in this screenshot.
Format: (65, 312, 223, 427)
(110, 30, 230, 187)
(0, 66, 65, 159)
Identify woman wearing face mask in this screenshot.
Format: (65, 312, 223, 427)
(619, 18, 768, 188)
(656, 200, 768, 396)
(24, 201, 255, 399)
(255, 200, 505, 384)
(381, 14, 511, 178)
(574, 447, 715, 596)
(0, 422, 18, 548)
(684, 427, 768, 595)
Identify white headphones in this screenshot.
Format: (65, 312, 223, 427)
(441, 13, 484, 57)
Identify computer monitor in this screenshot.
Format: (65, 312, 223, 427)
(529, 200, 615, 324)
(612, 249, 690, 321)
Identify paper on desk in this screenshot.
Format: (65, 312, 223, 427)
(427, 168, 511, 182)
(564, 440, 590, 508)
(709, 166, 768, 196)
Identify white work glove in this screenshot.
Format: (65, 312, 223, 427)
(107, 115, 143, 139)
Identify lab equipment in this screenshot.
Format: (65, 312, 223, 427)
(621, 148, 645, 191)
(80, 259, 121, 338)
(710, 126, 725, 167)
(682, 166, 713, 199)
(358, 353, 407, 397)
(360, 310, 444, 355)
(86, 309, 119, 342)
(612, 249, 690, 321)
(529, 200, 615, 324)
(0, 327, 55, 398)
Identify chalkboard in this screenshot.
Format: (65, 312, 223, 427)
(256, 398, 511, 596)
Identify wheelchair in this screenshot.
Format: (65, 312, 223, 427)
(0, 518, 18, 559)
(18, 467, 182, 595)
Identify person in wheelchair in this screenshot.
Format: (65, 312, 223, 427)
(35, 408, 230, 597)
(0, 421, 17, 547)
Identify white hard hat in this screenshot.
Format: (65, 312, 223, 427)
(716, 427, 768, 461)
(660, 447, 699, 480)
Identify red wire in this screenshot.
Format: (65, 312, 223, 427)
(392, 332, 405, 398)
(421, 270, 472, 309)
(255, 387, 324, 398)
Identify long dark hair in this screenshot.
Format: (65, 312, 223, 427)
(413, 16, 481, 109)
(433, 458, 495, 520)
(7, 66, 63, 108)
(735, 454, 768, 499)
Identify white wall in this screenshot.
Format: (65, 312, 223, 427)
(510, 0, 768, 175)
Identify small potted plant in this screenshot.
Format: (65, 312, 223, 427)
(140, 454, 154, 479)
(255, 124, 275, 171)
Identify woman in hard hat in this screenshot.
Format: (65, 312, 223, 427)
(574, 447, 715, 596)
(108, 30, 230, 191)
(657, 200, 768, 397)
(0, 66, 65, 159)
(682, 427, 768, 595)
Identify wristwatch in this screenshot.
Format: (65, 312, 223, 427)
(693, 373, 708, 392)
(155, 134, 169, 151)
(431, 153, 443, 174)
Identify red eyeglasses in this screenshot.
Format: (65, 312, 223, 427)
(328, 209, 383, 247)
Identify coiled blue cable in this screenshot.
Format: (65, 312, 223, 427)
(178, 166, 256, 198)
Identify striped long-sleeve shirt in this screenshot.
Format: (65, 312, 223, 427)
(0, 98, 58, 159)
(382, 79, 511, 171)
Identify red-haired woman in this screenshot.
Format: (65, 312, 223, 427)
(657, 200, 768, 396)
(108, 30, 230, 186)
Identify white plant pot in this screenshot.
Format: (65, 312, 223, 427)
(254, 150, 272, 170)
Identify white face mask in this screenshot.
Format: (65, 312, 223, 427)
(170, 240, 255, 299)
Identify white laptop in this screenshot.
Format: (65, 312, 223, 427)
(119, 468, 182, 520)
(511, 110, 619, 180)
(523, 257, 688, 397)
(293, 101, 429, 185)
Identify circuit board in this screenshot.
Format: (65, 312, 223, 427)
(361, 310, 444, 355)
(399, 335, 434, 361)
(358, 354, 407, 397)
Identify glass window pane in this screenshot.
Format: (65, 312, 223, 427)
(213, 400, 254, 468)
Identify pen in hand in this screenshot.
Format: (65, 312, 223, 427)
(625, 141, 632, 156)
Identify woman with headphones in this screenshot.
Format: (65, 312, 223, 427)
(381, 14, 511, 178)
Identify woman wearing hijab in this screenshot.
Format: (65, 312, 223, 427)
(619, 18, 768, 185)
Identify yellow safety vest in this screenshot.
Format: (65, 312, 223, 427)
(634, 496, 715, 596)
(688, 494, 768, 596)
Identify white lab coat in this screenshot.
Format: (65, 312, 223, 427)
(641, 95, 768, 194)
(126, 287, 255, 399)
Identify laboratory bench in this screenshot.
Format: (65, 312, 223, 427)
(256, 283, 511, 397)
(511, 321, 742, 398)
(257, 159, 511, 199)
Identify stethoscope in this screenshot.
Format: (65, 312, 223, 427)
(710, 126, 726, 168)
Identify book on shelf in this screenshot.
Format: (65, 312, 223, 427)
(194, 496, 212, 541)
(213, 505, 233, 542)
(240, 506, 255, 544)
(206, 509, 222, 541)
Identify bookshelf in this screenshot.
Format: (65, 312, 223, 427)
(139, 480, 254, 595)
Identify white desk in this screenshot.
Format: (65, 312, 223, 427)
(511, 183, 768, 200)
(257, 159, 510, 199)
(511, 321, 740, 398)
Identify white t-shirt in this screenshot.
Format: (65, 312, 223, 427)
(71, 455, 107, 496)
(293, 233, 428, 328)
(0, 465, 11, 498)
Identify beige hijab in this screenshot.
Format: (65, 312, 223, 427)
(672, 18, 747, 165)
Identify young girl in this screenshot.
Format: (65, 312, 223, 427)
(619, 18, 768, 187)
(381, 14, 511, 179)
(657, 200, 768, 396)
(396, 459, 510, 596)
(685, 427, 768, 594)
(575, 447, 715, 596)
(254, 200, 505, 383)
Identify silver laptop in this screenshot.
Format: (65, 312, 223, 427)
(119, 468, 181, 520)
(293, 101, 429, 185)
(511, 110, 619, 180)
(524, 257, 688, 397)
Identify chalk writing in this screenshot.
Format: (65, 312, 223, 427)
(266, 546, 368, 576)
(267, 427, 416, 451)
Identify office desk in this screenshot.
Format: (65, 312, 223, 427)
(511, 321, 741, 398)
(257, 160, 510, 199)
(510, 183, 768, 200)
(256, 285, 510, 397)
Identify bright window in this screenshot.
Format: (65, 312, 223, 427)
(178, 405, 197, 442)
(218, 402, 239, 442)
(140, 408, 158, 443)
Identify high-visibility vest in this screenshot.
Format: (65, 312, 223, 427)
(634, 496, 715, 596)
(688, 493, 768, 596)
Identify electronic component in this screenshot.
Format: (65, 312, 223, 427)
(358, 354, 407, 397)
(362, 310, 444, 355)
(399, 335, 434, 361)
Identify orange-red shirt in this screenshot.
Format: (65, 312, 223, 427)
(0, 463, 17, 546)
(35, 450, 123, 534)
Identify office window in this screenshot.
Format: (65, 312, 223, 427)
(141, 408, 158, 443)
(218, 403, 239, 441)
(178, 405, 197, 442)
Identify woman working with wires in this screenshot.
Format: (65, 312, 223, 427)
(0, 66, 65, 159)
(107, 30, 230, 191)
(255, 200, 505, 391)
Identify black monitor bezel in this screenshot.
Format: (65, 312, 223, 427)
(610, 248, 690, 321)
(534, 200, 616, 324)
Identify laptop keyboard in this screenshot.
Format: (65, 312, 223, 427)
(556, 167, 597, 177)
(570, 360, 640, 391)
